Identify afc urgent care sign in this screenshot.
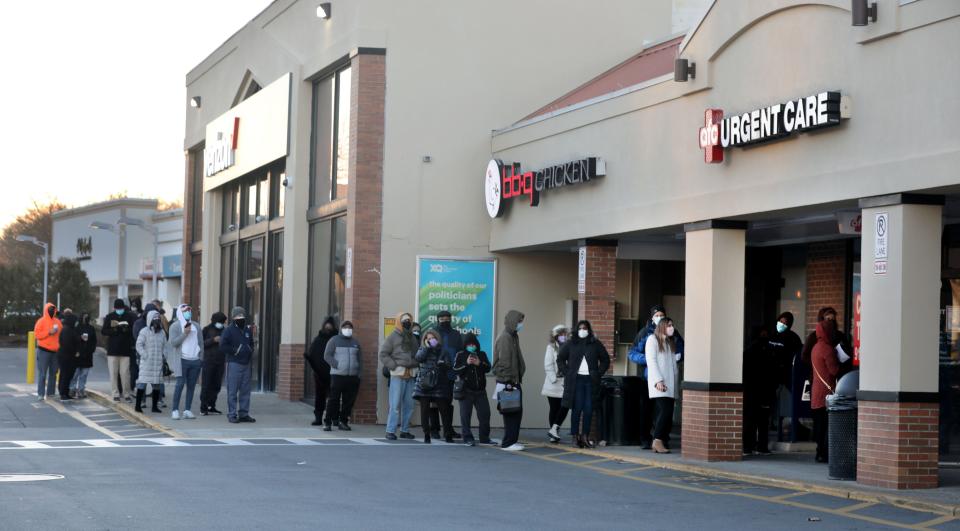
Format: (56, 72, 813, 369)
(698, 91, 847, 163)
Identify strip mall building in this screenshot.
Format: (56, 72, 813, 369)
(183, 0, 960, 489)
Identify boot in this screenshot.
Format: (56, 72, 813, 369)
(575, 434, 585, 448)
(548, 424, 560, 442)
(135, 389, 145, 413)
(311, 415, 323, 426)
(652, 439, 670, 454)
(150, 390, 162, 413)
(323, 420, 332, 432)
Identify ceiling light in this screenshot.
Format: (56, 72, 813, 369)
(317, 3, 331, 19)
(190, 96, 201, 108)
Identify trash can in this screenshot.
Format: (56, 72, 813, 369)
(827, 371, 860, 481)
(601, 377, 626, 445)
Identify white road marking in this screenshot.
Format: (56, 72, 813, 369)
(0, 474, 64, 482)
(43, 397, 123, 439)
(0, 438, 447, 449)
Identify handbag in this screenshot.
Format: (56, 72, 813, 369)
(497, 385, 522, 413)
(162, 359, 173, 377)
(419, 366, 439, 391)
(453, 378, 466, 400)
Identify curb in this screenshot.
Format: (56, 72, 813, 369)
(86, 389, 185, 438)
(524, 443, 960, 517)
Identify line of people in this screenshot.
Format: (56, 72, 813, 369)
(33, 304, 97, 401)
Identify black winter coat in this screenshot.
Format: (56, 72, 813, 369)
(101, 310, 135, 356)
(202, 324, 226, 365)
(743, 337, 778, 407)
(452, 350, 490, 393)
(557, 335, 611, 409)
(306, 331, 335, 383)
(414, 346, 451, 399)
(57, 317, 80, 362)
(76, 323, 97, 368)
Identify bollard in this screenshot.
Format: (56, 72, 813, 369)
(26, 331, 36, 385)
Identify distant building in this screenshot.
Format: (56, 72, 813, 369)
(51, 198, 182, 319)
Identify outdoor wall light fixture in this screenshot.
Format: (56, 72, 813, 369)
(852, 0, 877, 26)
(674, 58, 696, 82)
(190, 96, 201, 108)
(317, 3, 331, 19)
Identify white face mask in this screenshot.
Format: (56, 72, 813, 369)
(652, 315, 663, 326)
(556, 335, 567, 344)
(342, 328, 353, 338)
(666, 326, 675, 337)
(776, 322, 788, 333)
(578, 329, 589, 339)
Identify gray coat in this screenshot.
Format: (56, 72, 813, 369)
(324, 334, 362, 377)
(167, 319, 204, 378)
(378, 330, 419, 373)
(136, 327, 167, 385)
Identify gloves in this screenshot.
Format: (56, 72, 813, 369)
(675, 353, 682, 362)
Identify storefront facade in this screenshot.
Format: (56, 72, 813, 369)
(487, 0, 960, 489)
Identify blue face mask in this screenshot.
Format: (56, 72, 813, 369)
(466, 345, 478, 353)
(776, 322, 788, 334)
(116, 309, 125, 316)
(183, 311, 192, 322)
(214, 323, 224, 330)
(516, 322, 524, 332)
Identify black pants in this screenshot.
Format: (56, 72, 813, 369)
(812, 407, 828, 461)
(653, 397, 675, 442)
(200, 359, 225, 411)
(312, 371, 330, 421)
(129, 356, 139, 392)
(419, 396, 452, 438)
(638, 378, 655, 445)
(57, 354, 77, 399)
(459, 391, 491, 443)
(743, 400, 772, 453)
(499, 384, 523, 448)
(429, 396, 456, 437)
(326, 375, 360, 424)
(547, 396, 569, 428)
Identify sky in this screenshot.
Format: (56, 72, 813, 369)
(0, 0, 274, 229)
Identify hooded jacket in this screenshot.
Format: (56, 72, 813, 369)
(202, 313, 227, 365)
(557, 322, 610, 409)
(306, 317, 337, 378)
(167, 304, 203, 377)
(56, 314, 80, 361)
(102, 301, 135, 357)
(34, 303, 62, 352)
(76, 315, 97, 368)
(378, 313, 419, 376)
(132, 303, 157, 344)
(324, 329, 362, 377)
(492, 310, 526, 385)
(136, 311, 167, 385)
(453, 333, 490, 393)
(811, 320, 841, 410)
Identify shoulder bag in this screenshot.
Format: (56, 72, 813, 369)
(498, 385, 522, 413)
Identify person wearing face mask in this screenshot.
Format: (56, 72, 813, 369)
(56, 310, 80, 401)
(101, 298, 136, 402)
(431, 311, 462, 441)
(413, 330, 452, 443)
(801, 307, 853, 374)
(220, 306, 256, 423)
(811, 318, 842, 463)
(200, 312, 228, 415)
(169, 304, 204, 420)
(134, 310, 167, 413)
(70, 313, 97, 399)
(493, 310, 526, 451)
(557, 321, 611, 449)
(323, 321, 362, 431)
(645, 317, 680, 454)
(132, 300, 169, 408)
(541, 325, 570, 443)
(629, 305, 683, 449)
(453, 332, 493, 446)
(306, 317, 337, 426)
(33, 303, 62, 400)
(379, 312, 420, 440)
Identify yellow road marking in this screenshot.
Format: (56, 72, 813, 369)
(518, 451, 949, 530)
(837, 501, 877, 513)
(578, 457, 612, 465)
(770, 492, 810, 501)
(913, 514, 957, 529)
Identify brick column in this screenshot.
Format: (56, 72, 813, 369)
(343, 50, 385, 424)
(577, 240, 617, 353)
(856, 194, 943, 489)
(277, 343, 306, 401)
(681, 220, 747, 462)
(804, 241, 848, 333)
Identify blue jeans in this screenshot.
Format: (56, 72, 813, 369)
(36, 348, 58, 397)
(173, 358, 203, 412)
(226, 362, 252, 420)
(386, 376, 416, 434)
(571, 375, 593, 436)
(70, 367, 90, 391)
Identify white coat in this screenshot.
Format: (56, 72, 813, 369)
(645, 335, 677, 399)
(540, 342, 564, 398)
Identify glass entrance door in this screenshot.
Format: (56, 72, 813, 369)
(239, 237, 264, 390)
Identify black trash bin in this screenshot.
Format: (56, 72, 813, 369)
(827, 371, 860, 481)
(601, 378, 626, 445)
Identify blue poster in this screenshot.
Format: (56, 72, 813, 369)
(417, 258, 497, 357)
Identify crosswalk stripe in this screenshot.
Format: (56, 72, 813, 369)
(0, 437, 455, 449)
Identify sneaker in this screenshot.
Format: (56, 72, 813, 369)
(113, 396, 121, 402)
(465, 440, 476, 447)
(171, 410, 180, 420)
(37, 395, 45, 402)
(201, 410, 209, 416)
(548, 424, 560, 440)
(385, 433, 398, 441)
(228, 417, 239, 424)
(398, 432, 415, 440)
(502, 443, 525, 452)
(238, 416, 256, 423)
(208, 407, 223, 415)
(182, 410, 196, 420)
(125, 396, 132, 403)
(480, 439, 499, 446)
(337, 422, 351, 431)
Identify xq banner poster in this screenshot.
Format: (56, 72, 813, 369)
(416, 258, 497, 356)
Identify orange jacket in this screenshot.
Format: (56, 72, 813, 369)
(34, 303, 62, 352)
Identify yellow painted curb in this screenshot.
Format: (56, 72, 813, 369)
(86, 389, 185, 438)
(524, 443, 960, 517)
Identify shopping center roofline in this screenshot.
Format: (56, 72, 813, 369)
(677, 0, 716, 54)
(51, 198, 159, 221)
(186, 0, 287, 83)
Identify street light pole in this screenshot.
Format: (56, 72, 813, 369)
(118, 217, 159, 301)
(15, 235, 49, 309)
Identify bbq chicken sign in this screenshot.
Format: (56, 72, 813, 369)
(698, 91, 845, 163)
(484, 157, 605, 218)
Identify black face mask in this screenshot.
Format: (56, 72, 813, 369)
(401, 321, 412, 330)
(150, 320, 162, 331)
(235, 319, 246, 329)
(47, 307, 56, 318)
(438, 321, 452, 330)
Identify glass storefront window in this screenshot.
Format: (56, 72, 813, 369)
(190, 146, 204, 242)
(269, 162, 285, 219)
(310, 76, 334, 206)
(220, 244, 236, 312)
(221, 184, 239, 233)
(333, 67, 351, 200)
(239, 237, 264, 387)
(304, 217, 347, 400)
